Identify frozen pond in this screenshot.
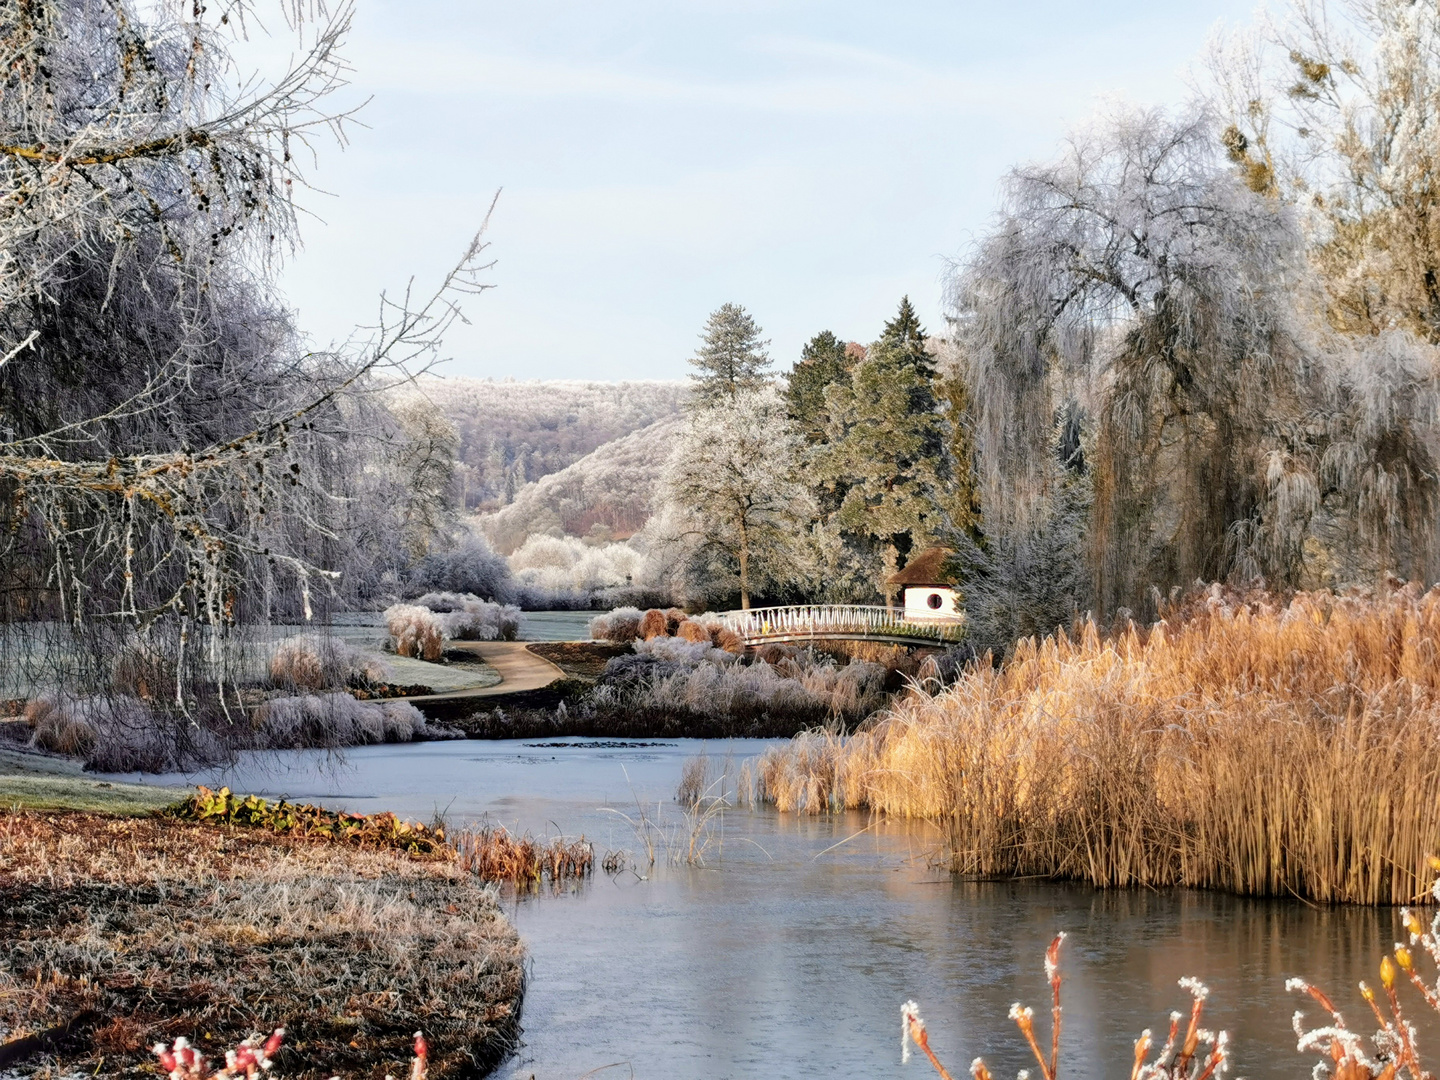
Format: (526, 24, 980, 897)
(101, 739, 1425, 1080)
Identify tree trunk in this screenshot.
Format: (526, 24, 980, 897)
(738, 517, 751, 610)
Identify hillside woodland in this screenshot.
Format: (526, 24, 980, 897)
(389, 377, 685, 511)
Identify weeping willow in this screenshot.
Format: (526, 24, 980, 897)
(946, 107, 1440, 621)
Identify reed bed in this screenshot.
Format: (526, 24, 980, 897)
(453, 825, 593, 887)
(751, 585, 1440, 904)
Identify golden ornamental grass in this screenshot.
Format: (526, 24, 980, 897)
(750, 584, 1440, 904)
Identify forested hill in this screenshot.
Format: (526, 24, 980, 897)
(476, 415, 684, 554)
(391, 378, 686, 511)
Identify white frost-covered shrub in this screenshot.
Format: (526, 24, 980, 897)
(589, 606, 643, 642)
(255, 693, 459, 748)
(24, 693, 222, 772)
(409, 535, 517, 603)
(269, 634, 390, 690)
(411, 592, 523, 641)
(384, 604, 445, 660)
(509, 534, 647, 607)
(385, 594, 524, 656)
(633, 635, 739, 667)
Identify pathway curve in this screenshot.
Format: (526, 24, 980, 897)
(403, 641, 564, 703)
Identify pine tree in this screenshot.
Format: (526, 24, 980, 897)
(786, 330, 851, 444)
(689, 303, 771, 405)
(818, 323, 951, 601)
(879, 296, 935, 377)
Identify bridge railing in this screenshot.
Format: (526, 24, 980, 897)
(716, 605, 966, 645)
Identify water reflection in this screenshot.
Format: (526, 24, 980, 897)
(99, 740, 1429, 1080)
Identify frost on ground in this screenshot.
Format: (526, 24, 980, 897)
(0, 812, 524, 1080)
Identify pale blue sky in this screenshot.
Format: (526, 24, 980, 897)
(276, 1, 1261, 381)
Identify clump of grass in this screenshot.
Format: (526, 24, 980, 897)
(0, 811, 524, 1080)
(385, 604, 446, 660)
(268, 634, 389, 692)
(453, 825, 593, 887)
(752, 584, 1440, 904)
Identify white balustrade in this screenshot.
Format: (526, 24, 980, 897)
(716, 605, 965, 645)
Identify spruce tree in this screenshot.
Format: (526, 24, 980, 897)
(818, 332, 950, 601)
(786, 330, 850, 444)
(879, 295, 935, 377)
(688, 303, 771, 405)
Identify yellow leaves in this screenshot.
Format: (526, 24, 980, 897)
(1381, 955, 1398, 990)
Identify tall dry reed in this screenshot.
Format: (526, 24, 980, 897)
(752, 585, 1440, 904)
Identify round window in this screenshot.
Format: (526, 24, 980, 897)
(927, 592, 944, 610)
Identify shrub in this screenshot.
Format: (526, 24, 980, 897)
(384, 604, 445, 660)
(409, 535, 516, 603)
(676, 618, 711, 643)
(268, 634, 390, 691)
(110, 644, 177, 700)
(25, 693, 221, 772)
(410, 592, 524, 641)
(254, 693, 459, 748)
(639, 608, 667, 640)
(588, 606, 643, 642)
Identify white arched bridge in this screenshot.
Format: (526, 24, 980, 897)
(717, 605, 966, 648)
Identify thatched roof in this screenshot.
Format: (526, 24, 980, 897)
(886, 547, 957, 587)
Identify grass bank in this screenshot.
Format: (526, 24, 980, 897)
(749, 585, 1440, 904)
(0, 809, 526, 1079)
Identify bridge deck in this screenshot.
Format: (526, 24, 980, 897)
(717, 605, 964, 647)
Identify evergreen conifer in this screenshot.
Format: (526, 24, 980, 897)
(688, 303, 771, 405)
(786, 330, 850, 443)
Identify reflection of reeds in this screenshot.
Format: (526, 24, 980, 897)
(754, 586, 1440, 904)
(453, 826, 593, 887)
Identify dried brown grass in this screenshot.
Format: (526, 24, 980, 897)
(639, 609, 668, 640)
(0, 812, 524, 1079)
(751, 585, 1440, 904)
(453, 825, 593, 888)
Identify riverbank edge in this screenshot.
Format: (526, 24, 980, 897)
(0, 803, 527, 1078)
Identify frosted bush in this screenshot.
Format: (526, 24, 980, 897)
(386, 595, 523, 655)
(384, 604, 445, 660)
(409, 535, 517, 603)
(255, 693, 458, 748)
(25, 693, 222, 772)
(589, 606, 643, 642)
(411, 592, 523, 641)
(269, 634, 390, 691)
(634, 635, 738, 667)
(595, 646, 888, 727)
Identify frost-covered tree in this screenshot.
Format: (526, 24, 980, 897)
(688, 303, 771, 405)
(660, 387, 813, 608)
(948, 104, 1440, 618)
(1211, 0, 1440, 340)
(0, 0, 492, 739)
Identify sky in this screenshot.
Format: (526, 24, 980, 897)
(270, 0, 1263, 382)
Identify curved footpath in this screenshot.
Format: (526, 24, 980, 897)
(405, 641, 564, 703)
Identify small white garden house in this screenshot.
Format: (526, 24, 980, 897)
(887, 547, 963, 624)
